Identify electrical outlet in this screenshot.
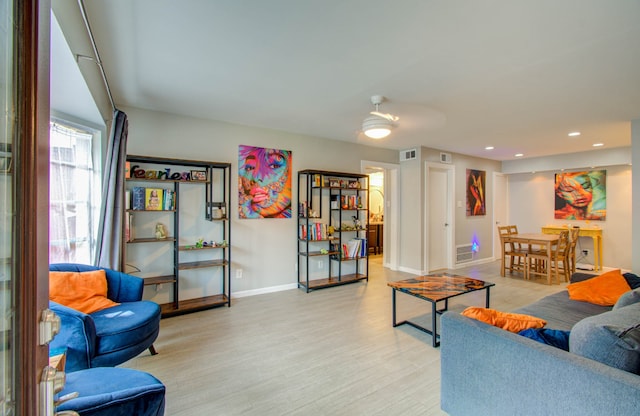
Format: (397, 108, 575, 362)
(236, 269, 243, 279)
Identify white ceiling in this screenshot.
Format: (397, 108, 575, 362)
(76, 0, 640, 161)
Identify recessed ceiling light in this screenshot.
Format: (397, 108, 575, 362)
(568, 132, 581, 137)
(593, 143, 604, 147)
(485, 146, 494, 150)
(515, 153, 523, 157)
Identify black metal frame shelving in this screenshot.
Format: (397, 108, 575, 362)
(124, 155, 231, 317)
(297, 169, 369, 292)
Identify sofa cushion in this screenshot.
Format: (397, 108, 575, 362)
(50, 270, 120, 314)
(614, 288, 640, 310)
(570, 302, 640, 375)
(567, 269, 631, 306)
(461, 307, 546, 333)
(518, 328, 571, 351)
(57, 367, 165, 416)
(513, 291, 611, 331)
(91, 301, 161, 355)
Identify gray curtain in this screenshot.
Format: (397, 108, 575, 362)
(95, 110, 128, 269)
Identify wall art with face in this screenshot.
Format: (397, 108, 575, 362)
(554, 170, 606, 221)
(238, 145, 292, 219)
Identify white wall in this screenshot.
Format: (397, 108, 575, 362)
(508, 165, 632, 270)
(398, 148, 502, 273)
(633, 120, 640, 272)
(123, 106, 399, 296)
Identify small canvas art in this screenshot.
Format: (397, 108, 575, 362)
(554, 170, 606, 220)
(238, 145, 292, 218)
(191, 170, 207, 181)
(466, 169, 486, 216)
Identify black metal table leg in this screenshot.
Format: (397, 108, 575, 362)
(431, 300, 438, 347)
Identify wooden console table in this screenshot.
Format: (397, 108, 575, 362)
(541, 225, 603, 271)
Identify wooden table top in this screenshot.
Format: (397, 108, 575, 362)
(388, 273, 494, 302)
(504, 233, 559, 242)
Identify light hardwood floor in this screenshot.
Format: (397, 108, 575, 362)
(123, 257, 567, 415)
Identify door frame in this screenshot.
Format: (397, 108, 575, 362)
(361, 160, 400, 271)
(424, 162, 455, 272)
(492, 172, 508, 260)
(11, 1, 51, 414)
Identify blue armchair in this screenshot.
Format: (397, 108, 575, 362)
(49, 263, 161, 372)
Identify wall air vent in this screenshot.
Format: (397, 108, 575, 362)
(456, 244, 473, 264)
(400, 148, 417, 162)
(440, 152, 452, 164)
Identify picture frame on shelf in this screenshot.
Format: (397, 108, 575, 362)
(191, 170, 207, 181)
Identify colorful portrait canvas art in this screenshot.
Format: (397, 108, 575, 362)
(466, 169, 486, 216)
(554, 170, 606, 220)
(238, 145, 292, 219)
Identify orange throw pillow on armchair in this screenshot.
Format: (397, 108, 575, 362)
(50, 270, 120, 314)
(567, 269, 631, 306)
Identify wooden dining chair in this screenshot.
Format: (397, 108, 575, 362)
(567, 226, 580, 277)
(548, 230, 571, 284)
(498, 225, 526, 276)
(525, 231, 567, 284)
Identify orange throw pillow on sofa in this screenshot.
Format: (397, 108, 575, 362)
(567, 269, 631, 306)
(461, 307, 547, 333)
(50, 270, 119, 314)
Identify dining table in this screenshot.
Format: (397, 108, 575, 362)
(501, 233, 560, 284)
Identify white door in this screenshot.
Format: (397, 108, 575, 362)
(427, 164, 453, 271)
(493, 173, 508, 259)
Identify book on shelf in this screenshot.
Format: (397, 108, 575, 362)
(124, 212, 133, 241)
(163, 189, 175, 210)
(299, 223, 328, 240)
(131, 187, 146, 210)
(341, 238, 367, 259)
(125, 190, 131, 210)
(145, 188, 163, 210)
(347, 239, 361, 258)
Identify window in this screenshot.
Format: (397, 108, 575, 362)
(49, 120, 101, 264)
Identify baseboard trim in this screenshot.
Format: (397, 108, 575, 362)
(397, 266, 424, 275)
(453, 257, 495, 269)
(233, 283, 298, 298)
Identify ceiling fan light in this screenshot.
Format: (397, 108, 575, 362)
(364, 128, 391, 139)
(363, 115, 393, 139)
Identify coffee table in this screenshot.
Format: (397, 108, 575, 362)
(388, 273, 495, 347)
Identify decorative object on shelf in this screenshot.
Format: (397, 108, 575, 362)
(154, 223, 167, 239)
(554, 170, 606, 221)
(191, 170, 207, 181)
(146, 188, 163, 210)
(352, 216, 361, 230)
(238, 145, 292, 219)
(131, 187, 146, 210)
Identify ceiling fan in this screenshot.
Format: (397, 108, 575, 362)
(363, 95, 399, 139)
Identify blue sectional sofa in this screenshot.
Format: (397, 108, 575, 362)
(440, 273, 640, 416)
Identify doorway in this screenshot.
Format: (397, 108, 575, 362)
(425, 162, 454, 272)
(362, 160, 400, 271)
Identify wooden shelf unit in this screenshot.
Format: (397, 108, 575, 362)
(123, 155, 231, 317)
(297, 170, 369, 292)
